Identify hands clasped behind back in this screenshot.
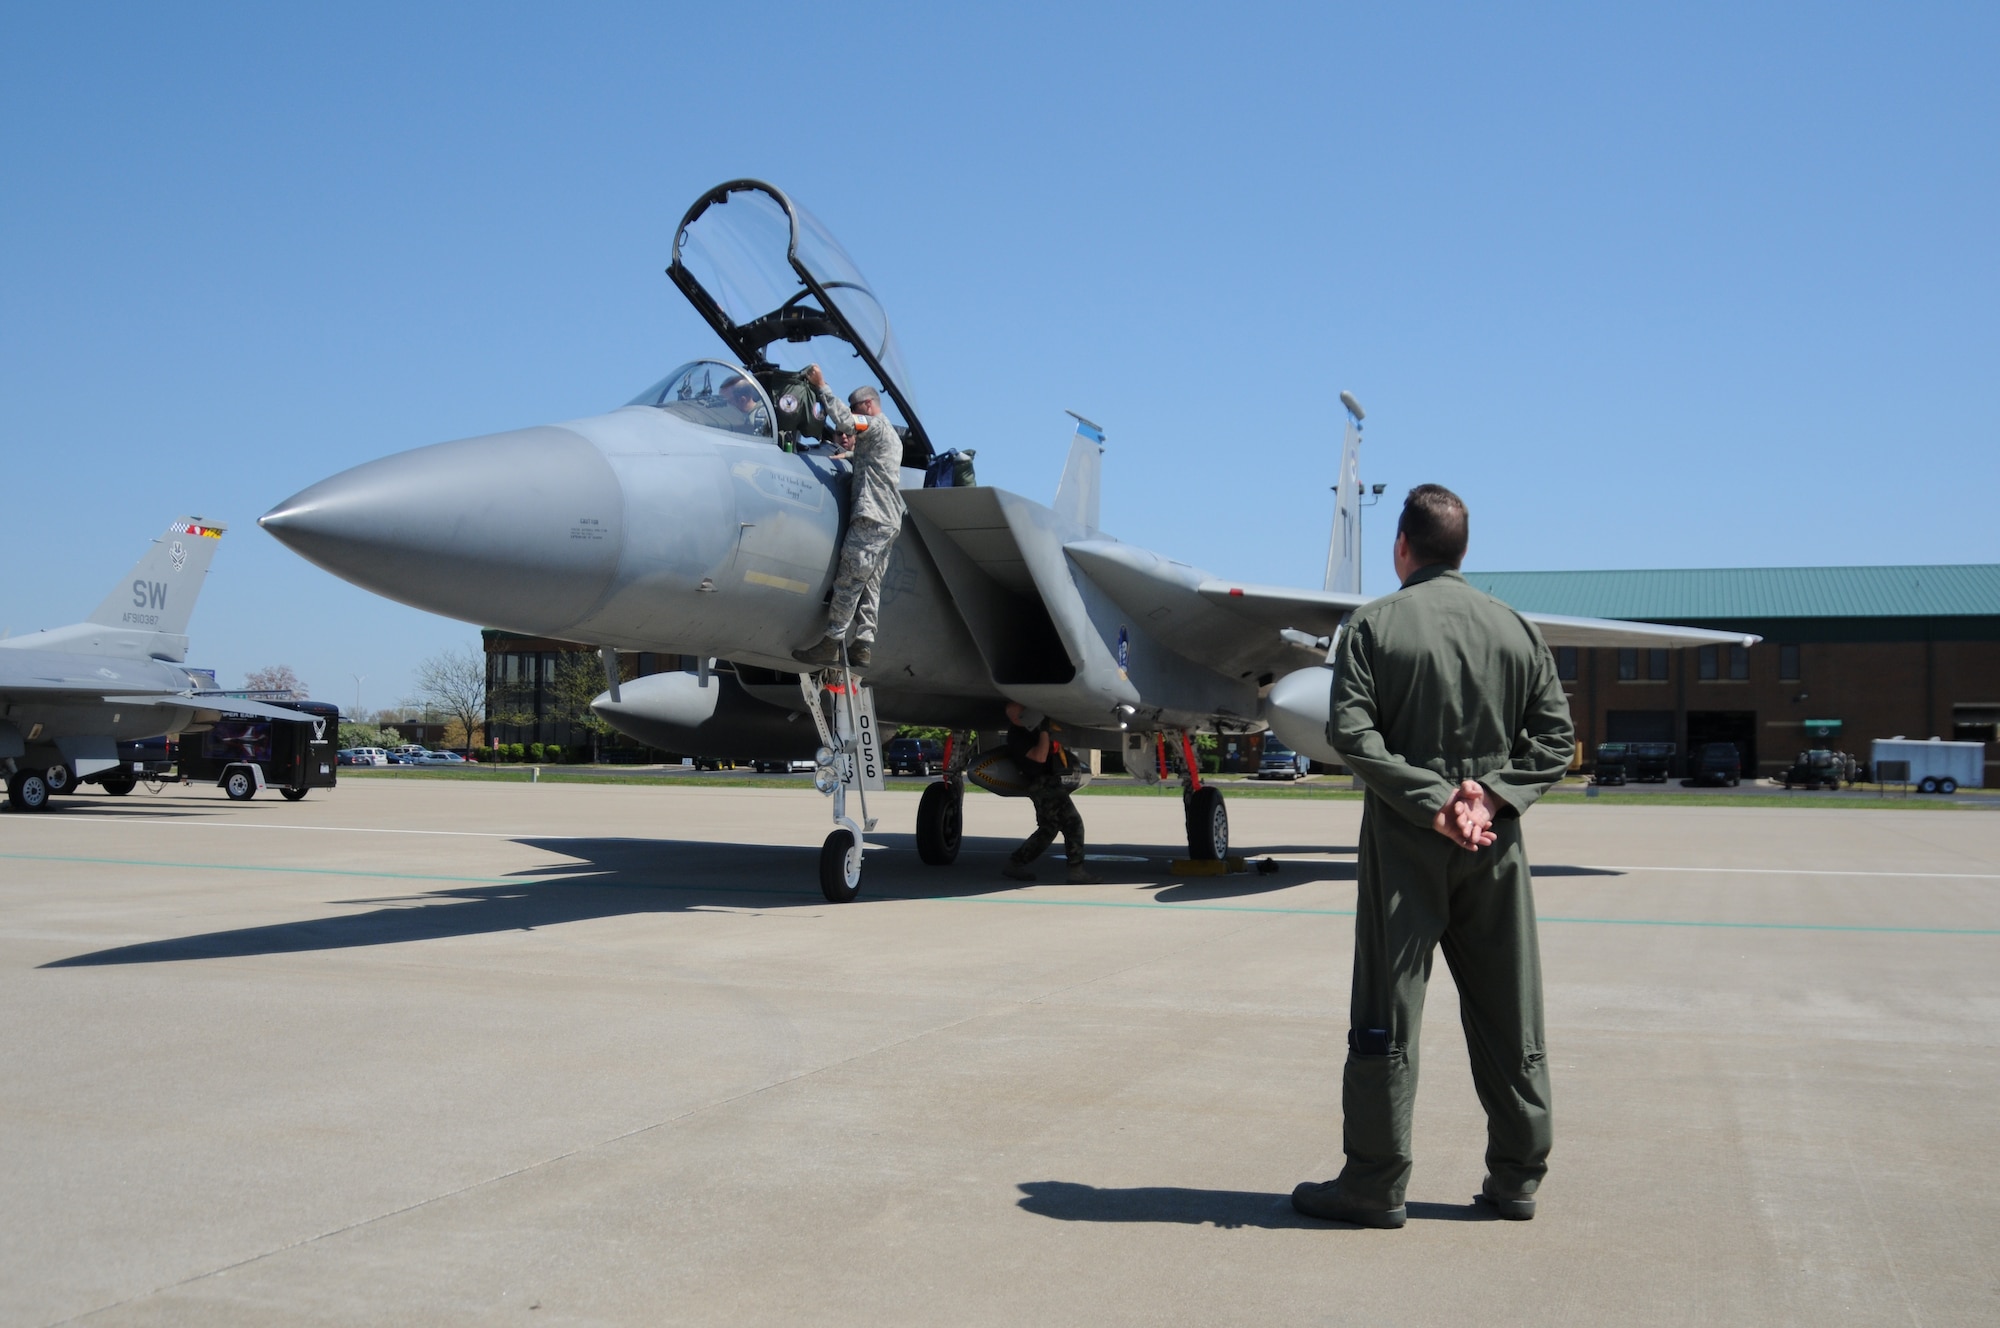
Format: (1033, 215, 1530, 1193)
(1432, 779, 1500, 851)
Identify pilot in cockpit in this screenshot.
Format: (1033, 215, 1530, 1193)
(721, 375, 770, 435)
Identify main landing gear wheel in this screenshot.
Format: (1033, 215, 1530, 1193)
(223, 769, 257, 801)
(44, 764, 73, 795)
(1185, 786, 1229, 860)
(8, 769, 52, 812)
(915, 781, 963, 865)
(820, 827, 862, 902)
(281, 787, 309, 801)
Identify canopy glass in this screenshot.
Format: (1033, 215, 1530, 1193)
(669, 180, 930, 458)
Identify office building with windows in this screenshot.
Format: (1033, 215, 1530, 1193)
(1464, 565, 2000, 784)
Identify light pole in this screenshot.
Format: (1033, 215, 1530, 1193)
(351, 674, 366, 721)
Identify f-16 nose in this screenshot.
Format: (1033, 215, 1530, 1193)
(261, 425, 624, 635)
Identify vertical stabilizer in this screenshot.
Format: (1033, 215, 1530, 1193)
(1053, 411, 1105, 532)
(88, 518, 227, 638)
(1322, 399, 1364, 593)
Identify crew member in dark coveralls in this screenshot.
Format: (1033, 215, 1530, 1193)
(1293, 484, 1574, 1229)
(999, 702, 1101, 886)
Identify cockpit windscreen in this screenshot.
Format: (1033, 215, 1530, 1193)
(626, 360, 775, 439)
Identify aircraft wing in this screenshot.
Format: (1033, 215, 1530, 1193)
(103, 693, 329, 724)
(1193, 578, 1758, 650)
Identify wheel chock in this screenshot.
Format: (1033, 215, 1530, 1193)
(1165, 857, 1281, 877)
(1169, 855, 1255, 876)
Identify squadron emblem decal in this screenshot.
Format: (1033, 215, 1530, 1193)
(778, 393, 800, 414)
(170, 541, 187, 572)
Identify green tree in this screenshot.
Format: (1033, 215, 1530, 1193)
(547, 650, 633, 763)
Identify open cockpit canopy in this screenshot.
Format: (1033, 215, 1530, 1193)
(669, 180, 930, 460)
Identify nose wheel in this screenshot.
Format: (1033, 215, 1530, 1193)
(820, 827, 862, 902)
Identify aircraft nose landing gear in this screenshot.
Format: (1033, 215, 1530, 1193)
(799, 657, 883, 902)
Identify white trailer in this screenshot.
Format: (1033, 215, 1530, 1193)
(1871, 738, 1985, 794)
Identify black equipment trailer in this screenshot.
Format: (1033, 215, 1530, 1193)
(179, 699, 340, 801)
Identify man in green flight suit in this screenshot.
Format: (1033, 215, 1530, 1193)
(1293, 484, 1574, 1229)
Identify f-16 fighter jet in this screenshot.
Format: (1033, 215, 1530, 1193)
(1, 517, 332, 810)
(262, 179, 1754, 899)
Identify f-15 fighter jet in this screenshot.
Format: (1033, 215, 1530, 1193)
(261, 179, 1754, 898)
(1, 517, 330, 810)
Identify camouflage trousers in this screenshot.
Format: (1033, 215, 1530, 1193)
(1010, 783, 1087, 867)
(827, 517, 898, 643)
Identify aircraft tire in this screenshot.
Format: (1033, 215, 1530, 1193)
(281, 787, 309, 802)
(100, 773, 136, 796)
(1185, 786, 1228, 860)
(223, 769, 257, 801)
(45, 764, 73, 795)
(820, 827, 861, 902)
(915, 781, 962, 865)
(8, 769, 51, 812)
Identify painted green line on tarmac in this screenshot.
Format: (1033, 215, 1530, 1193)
(7, 851, 1997, 936)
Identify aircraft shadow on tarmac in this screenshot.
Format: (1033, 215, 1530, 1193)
(39, 832, 1365, 968)
(1015, 1181, 1497, 1228)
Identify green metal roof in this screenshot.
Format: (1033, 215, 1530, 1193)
(1460, 565, 2000, 620)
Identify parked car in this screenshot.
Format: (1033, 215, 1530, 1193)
(1592, 742, 1630, 785)
(416, 750, 466, 764)
(1687, 742, 1742, 787)
(1255, 733, 1310, 780)
(885, 737, 943, 776)
(346, 747, 389, 767)
(1779, 749, 1844, 790)
(1630, 742, 1676, 783)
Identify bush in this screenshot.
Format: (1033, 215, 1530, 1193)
(529, 743, 546, 763)
(507, 743, 524, 763)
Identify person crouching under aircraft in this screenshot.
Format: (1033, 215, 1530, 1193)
(793, 381, 906, 672)
(1000, 702, 1101, 885)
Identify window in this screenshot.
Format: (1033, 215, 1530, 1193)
(1649, 649, 1669, 681)
(1698, 645, 1717, 680)
(1728, 643, 1749, 680)
(1618, 648, 1637, 681)
(1779, 644, 1800, 681)
(1556, 646, 1578, 681)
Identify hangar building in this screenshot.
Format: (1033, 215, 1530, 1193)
(1464, 564, 2000, 786)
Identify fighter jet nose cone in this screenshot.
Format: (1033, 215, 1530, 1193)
(264, 425, 626, 634)
(257, 501, 307, 538)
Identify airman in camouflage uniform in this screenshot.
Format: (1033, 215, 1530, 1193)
(794, 376, 907, 672)
(1293, 484, 1574, 1230)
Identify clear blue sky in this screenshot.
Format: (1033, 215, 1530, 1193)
(4, 2, 1994, 714)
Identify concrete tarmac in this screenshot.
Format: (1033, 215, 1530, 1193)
(3, 781, 1996, 1326)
